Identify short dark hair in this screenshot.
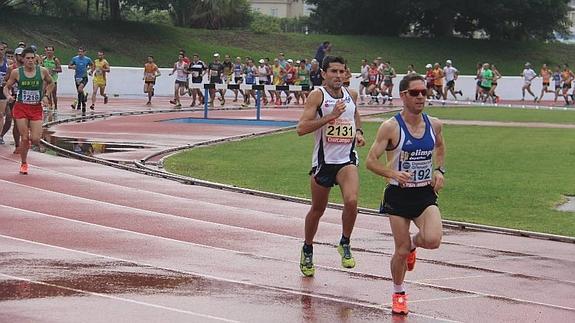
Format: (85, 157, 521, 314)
(78, 47, 85, 51)
(45, 45, 54, 51)
(6, 49, 14, 55)
(323, 41, 330, 46)
(148, 55, 154, 59)
(321, 55, 345, 71)
(22, 47, 35, 57)
(399, 74, 425, 92)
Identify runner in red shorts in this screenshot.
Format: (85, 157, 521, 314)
(3, 47, 54, 174)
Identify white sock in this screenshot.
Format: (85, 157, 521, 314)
(393, 284, 406, 294)
(410, 234, 417, 250)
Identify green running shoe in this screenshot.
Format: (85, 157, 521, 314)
(337, 243, 356, 268)
(300, 247, 315, 277)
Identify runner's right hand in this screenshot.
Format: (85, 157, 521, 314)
(330, 99, 346, 119)
(393, 171, 412, 185)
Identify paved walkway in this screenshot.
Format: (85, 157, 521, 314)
(0, 97, 573, 322)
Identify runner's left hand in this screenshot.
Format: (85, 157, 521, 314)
(431, 171, 444, 193)
(355, 133, 365, 147)
(42, 96, 50, 107)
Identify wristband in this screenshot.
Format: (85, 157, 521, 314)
(434, 167, 446, 175)
(356, 128, 364, 135)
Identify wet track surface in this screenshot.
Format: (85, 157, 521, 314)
(1, 97, 574, 322)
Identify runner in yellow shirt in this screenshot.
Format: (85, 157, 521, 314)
(143, 55, 161, 106)
(538, 64, 554, 102)
(89, 51, 110, 110)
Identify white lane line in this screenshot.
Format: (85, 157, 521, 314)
(2, 204, 574, 314)
(1, 176, 569, 274)
(0, 233, 456, 322)
(450, 255, 541, 263)
(385, 294, 483, 305)
(1, 155, 571, 264)
(1, 155, 571, 267)
(0, 178, 302, 242)
(414, 281, 575, 312)
(0, 272, 239, 323)
(416, 274, 507, 282)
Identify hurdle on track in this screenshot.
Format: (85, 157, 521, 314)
(188, 83, 311, 120)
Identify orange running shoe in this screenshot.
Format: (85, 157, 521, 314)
(392, 293, 409, 315)
(407, 249, 416, 271)
(19, 163, 29, 175)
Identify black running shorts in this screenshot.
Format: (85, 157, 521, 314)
(380, 184, 438, 219)
(310, 160, 357, 188)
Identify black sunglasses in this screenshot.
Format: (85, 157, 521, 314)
(402, 89, 427, 97)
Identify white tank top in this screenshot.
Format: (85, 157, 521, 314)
(176, 61, 188, 82)
(257, 66, 268, 82)
(312, 87, 358, 167)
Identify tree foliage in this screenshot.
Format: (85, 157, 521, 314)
(127, 0, 252, 28)
(308, 0, 573, 40)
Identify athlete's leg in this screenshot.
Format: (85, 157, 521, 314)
(539, 85, 546, 102)
(52, 82, 58, 109)
(173, 83, 180, 104)
(389, 215, 412, 287)
(412, 205, 443, 250)
(335, 165, 359, 239)
(0, 100, 6, 140)
(15, 118, 30, 163)
(521, 84, 527, 99)
(1, 104, 12, 139)
(526, 85, 536, 98)
(91, 82, 98, 107)
(304, 176, 331, 245)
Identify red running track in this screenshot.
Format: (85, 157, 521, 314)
(0, 97, 574, 322)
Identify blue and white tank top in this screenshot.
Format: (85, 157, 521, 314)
(245, 66, 256, 84)
(233, 63, 243, 78)
(0, 57, 7, 85)
(312, 86, 358, 167)
(388, 113, 436, 187)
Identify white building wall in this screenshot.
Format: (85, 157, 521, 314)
(55, 67, 555, 101)
(249, 0, 305, 18)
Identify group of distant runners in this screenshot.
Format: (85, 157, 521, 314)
(0, 41, 110, 175)
(158, 49, 328, 108)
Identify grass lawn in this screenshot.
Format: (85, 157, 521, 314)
(372, 107, 575, 124)
(1, 12, 574, 74)
(165, 120, 575, 236)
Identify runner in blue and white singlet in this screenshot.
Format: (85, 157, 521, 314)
(366, 73, 445, 315)
(387, 112, 436, 188)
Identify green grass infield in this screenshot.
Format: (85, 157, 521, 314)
(373, 107, 575, 124)
(165, 112, 575, 236)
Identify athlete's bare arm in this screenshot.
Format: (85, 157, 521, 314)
(2, 69, 19, 102)
(348, 89, 365, 147)
(296, 89, 344, 136)
(430, 117, 445, 192)
(365, 118, 411, 185)
(54, 58, 62, 73)
(41, 67, 55, 105)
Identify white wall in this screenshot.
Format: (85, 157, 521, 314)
(55, 67, 550, 101)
